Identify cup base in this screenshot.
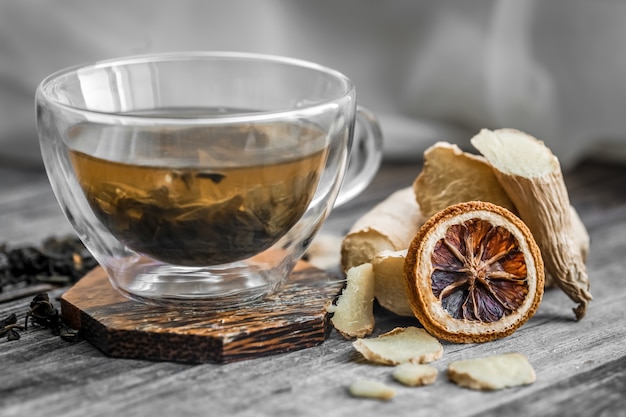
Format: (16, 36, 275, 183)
(106, 259, 284, 310)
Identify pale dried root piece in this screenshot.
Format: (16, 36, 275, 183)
(348, 379, 396, 401)
(352, 327, 443, 365)
(545, 205, 590, 287)
(471, 128, 592, 320)
(404, 201, 544, 343)
(341, 187, 424, 272)
(412, 141, 589, 290)
(392, 363, 438, 387)
(329, 263, 375, 339)
(448, 352, 536, 391)
(570, 204, 590, 263)
(371, 250, 413, 317)
(413, 142, 517, 219)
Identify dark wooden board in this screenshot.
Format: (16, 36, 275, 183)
(60, 263, 344, 364)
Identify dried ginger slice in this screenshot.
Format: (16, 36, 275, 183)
(341, 187, 424, 272)
(348, 379, 396, 400)
(413, 142, 516, 219)
(447, 352, 536, 390)
(352, 327, 443, 365)
(329, 263, 375, 339)
(471, 128, 592, 320)
(371, 250, 413, 317)
(392, 363, 438, 387)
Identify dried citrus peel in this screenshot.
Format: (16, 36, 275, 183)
(404, 201, 544, 343)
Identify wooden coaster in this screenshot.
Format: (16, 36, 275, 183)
(60, 262, 344, 364)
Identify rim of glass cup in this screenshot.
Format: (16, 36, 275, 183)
(36, 51, 356, 126)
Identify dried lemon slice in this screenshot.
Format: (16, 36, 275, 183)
(404, 201, 544, 343)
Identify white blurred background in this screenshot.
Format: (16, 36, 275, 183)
(2, 0, 626, 170)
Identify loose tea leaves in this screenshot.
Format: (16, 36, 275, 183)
(0, 235, 92, 343)
(2, 292, 81, 343)
(0, 292, 80, 343)
(0, 235, 97, 293)
(0, 313, 24, 341)
(24, 293, 59, 330)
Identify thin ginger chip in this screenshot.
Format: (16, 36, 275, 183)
(447, 352, 536, 390)
(353, 327, 443, 365)
(372, 250, 413, 317)
(329, 263, 375, 339)
(392, 363, 438, 386)
(348, 379, 396, 401)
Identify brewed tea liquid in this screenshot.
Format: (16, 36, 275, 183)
(68, 121, 328, 266)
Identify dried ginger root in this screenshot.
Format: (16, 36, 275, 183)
(339, 187, 424, 317)
(371, 250, 413, 316)
(544, 205, 590, 287)
(414, 141, 517, 218)
(340, 187, 424, 272)
(471, 128, 592, 320)
(570, 204, 590, 262)
(329, 263, 375, 339)
(411, 140, 589, 289)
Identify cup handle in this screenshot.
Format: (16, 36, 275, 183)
(334, 106, 384, 207)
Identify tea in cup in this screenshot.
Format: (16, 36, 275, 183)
(36, 52, 382, 308)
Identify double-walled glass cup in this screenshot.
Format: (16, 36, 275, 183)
(36, 52, 382, 309)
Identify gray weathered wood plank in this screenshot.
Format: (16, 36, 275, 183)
(1, 159, 626, 416)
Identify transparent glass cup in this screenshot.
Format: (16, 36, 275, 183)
(36, 52, 382, 309)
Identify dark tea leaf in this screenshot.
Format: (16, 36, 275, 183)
(0, 313, 17, 328)
(6, 329, 20, 341)
(195, 172, 226, 183)
(0, 313, 24, 341)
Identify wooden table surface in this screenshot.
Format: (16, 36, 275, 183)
(1, 158, 626, 417)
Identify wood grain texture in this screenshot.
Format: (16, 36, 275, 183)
(60, 265, 344, 364)
(2, 159, 626, 417)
